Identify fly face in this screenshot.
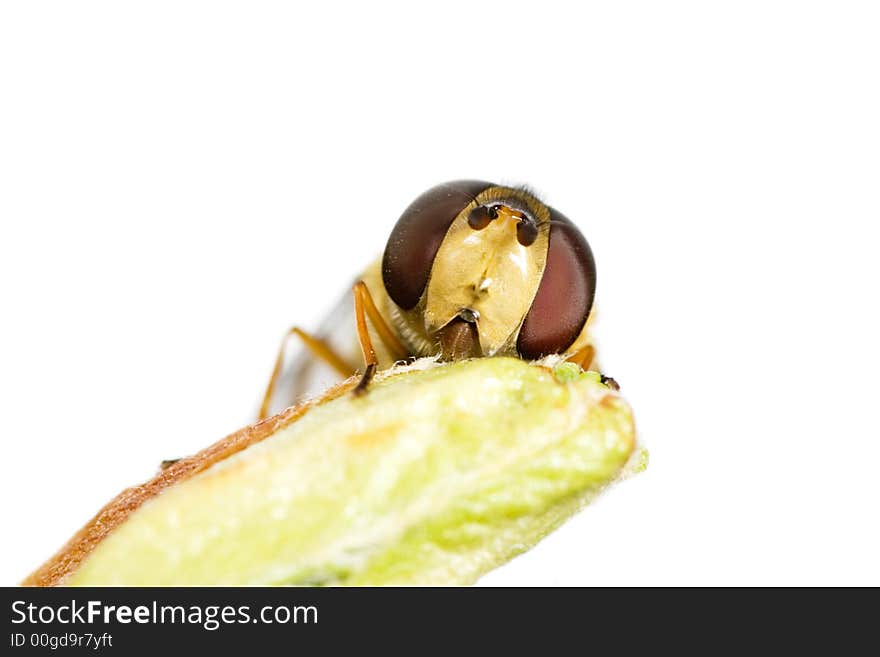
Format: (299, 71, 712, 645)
(424, 190, 550, 357)
(382, 180, 596, 362)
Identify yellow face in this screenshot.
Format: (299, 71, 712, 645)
(380, 181, 596, 364)
(423, 188, 550, 356)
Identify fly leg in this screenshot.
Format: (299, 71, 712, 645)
(259, 327, 354, 420)
(352, 281, 408, 395)
(566, 343, 595, 371)
(159, 326, 355, 469)
(565, 344, 619, 389)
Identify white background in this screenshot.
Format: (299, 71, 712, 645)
(2, 2, 878, 586)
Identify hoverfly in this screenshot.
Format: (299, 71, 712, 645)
(258, 180, 603, 419)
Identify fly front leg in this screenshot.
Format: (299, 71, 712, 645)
(566, 343, 595, 371)
(352, 281, 409, 395)
(564, 343, 619, 389)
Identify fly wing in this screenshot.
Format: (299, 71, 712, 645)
(263, 285, 362, 416)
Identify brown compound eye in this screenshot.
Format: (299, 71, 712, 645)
(517, 208, 596, 359)
(382, 180, 494, 310)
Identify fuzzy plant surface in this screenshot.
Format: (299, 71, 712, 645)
(29, 357, 641, 586)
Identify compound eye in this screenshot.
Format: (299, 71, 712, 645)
(517, 209, 596, 359)
(382, 180, 494, 310)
